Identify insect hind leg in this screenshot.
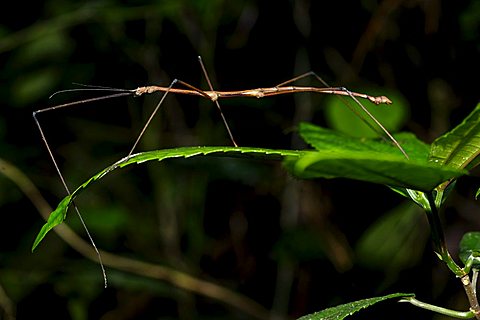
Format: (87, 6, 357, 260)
(275, 71, 408, 158)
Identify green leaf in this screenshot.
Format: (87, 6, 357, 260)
(285, 150, 465, 192)
(459, 232, 480, 269)
(429, 103, 480, 172)
(293, 122, 466, 191)
(32, 129, 468, 251)
(31, 125, 467, 251)
(297, 293, 414, 320)
(32, 196, 71, 251)
(31, 146, 302, 251)
(299, 122, 430, 160)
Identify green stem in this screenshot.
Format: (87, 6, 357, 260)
(399, 297, 475, 319)
(423, 192, 480, 319)
(425, 192, 465, 277)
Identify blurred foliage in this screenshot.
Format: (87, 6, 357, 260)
(0, 0, 479, 319)
(356, 202, 428, 275)
(324, 88, 410, 138)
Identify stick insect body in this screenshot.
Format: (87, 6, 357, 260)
(33, 56, 407, 287)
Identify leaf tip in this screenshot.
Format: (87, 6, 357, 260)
(31, 195, 72, 253)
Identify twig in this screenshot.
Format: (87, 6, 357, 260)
(0, 282, 15, 320)
(0, 157, 273, 320)
(461, 275, 480, 319)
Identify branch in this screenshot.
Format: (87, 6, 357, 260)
(0, 158, 272, 320)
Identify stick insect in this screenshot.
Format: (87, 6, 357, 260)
(33, 56, 407, 287)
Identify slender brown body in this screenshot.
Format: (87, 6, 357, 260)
(134, 85, 392, 105)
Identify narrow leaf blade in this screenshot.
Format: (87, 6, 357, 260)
(297, 293, 414, 320)
(32, 196, 72, 251)
(32, 146, 303, 250)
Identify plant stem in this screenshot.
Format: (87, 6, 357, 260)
(461, 275, 480, 319)
(399, 296, 475, 319)
(425, 192, 465, 277)
(424, 192, 480, 319)
(473, 269, 479, 296)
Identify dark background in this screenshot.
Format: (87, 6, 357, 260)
(0, 0, 479, 319)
